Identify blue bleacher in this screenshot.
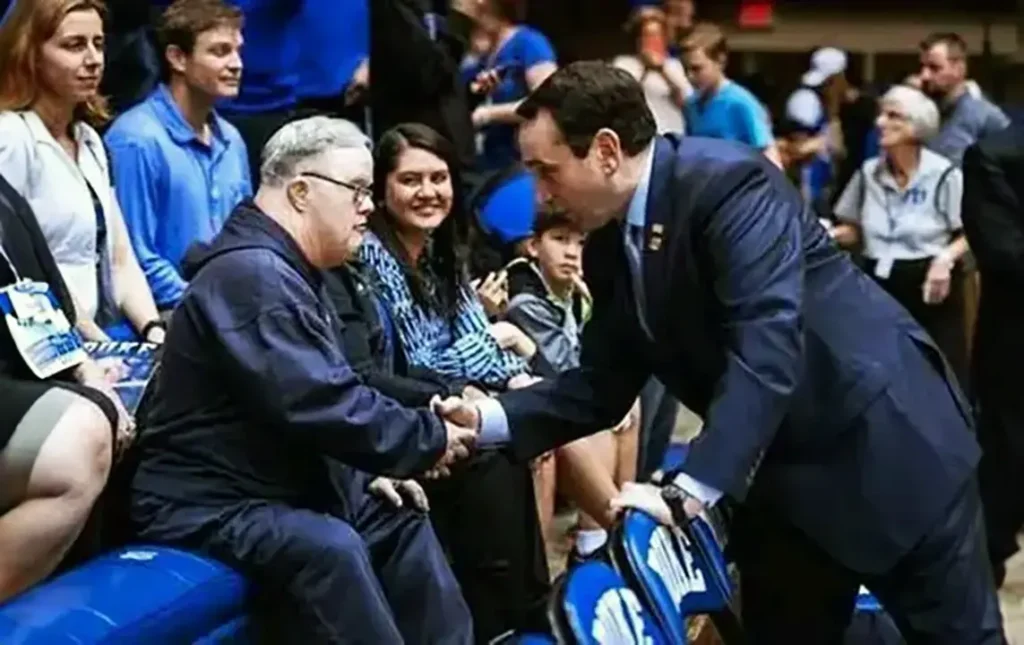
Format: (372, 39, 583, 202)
(0, 546, 249, 644)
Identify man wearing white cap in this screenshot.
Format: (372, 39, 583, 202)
(782, 47, 847, 208)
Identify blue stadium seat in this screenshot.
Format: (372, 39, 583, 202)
(549, 560, 668, 645)
(610, 510, 738, 642)
(0, 546, 250, 644)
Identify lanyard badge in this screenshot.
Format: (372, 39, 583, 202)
(0, 279, 86, 379)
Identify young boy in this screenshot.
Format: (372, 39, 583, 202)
(505, 211, 639, 561)
(505, 211, 591, 374)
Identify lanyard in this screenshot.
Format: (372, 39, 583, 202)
(0, 241, 23, 283)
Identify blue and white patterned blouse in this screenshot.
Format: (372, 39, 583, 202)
(359, 232, 527, 389)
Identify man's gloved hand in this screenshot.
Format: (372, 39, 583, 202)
(369, 477, 430, 512)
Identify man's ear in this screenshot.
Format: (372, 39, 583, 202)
(287, 179, 311, 212)
(165, 45, 189, 77)
(592, 128, 623, 176)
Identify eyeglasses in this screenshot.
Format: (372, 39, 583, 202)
(300, 172, 373, 206)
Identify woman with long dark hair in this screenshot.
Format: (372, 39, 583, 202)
(361, 123, 627, 563)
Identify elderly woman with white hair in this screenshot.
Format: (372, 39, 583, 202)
(830, 84, 970, 386)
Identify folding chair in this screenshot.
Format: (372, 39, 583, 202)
(610, 509, 744, 644)
(548, 560, 669, 645)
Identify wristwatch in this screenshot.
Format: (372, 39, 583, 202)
(141, 319, 167, 341)
(660, 483, 695, 527)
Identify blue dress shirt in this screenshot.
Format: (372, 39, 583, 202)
(105, 85, 252, 308)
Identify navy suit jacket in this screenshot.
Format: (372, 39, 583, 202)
(499, 136, 980, 573)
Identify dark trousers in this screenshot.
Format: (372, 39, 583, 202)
(863, 257, 969, 393)
(423, 449, 551, 642)
(131, 487, 473, 644)
(638, 377, 681, 479)
(977, 377, 1024, 584)
(733, 481, 1004, 644)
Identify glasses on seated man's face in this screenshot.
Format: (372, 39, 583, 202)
(300, 172, 373, 206)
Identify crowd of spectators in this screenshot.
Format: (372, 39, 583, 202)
(1, 0, 1024, 641)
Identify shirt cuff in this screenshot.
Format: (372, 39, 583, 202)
(671, 471, 724, 506)
(475, 397, 510, 447)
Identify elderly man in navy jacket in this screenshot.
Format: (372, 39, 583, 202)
(437, 62, 1004, 642)
(128, 117, 475, 643)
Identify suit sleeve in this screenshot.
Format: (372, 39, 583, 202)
(498, 231, 649, 461)
(962, 142, 1024, 286)
(204, 256, 447, 479)
(679, 161, 805, 500)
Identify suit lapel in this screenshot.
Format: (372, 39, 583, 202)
(641, 136, 680, 338)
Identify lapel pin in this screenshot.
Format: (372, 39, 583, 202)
(648, 224, 664, 252)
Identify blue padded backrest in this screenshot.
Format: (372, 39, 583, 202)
(613, 511, 733, 642)
(0, 546, 248, 644)
(556, 561, 668, 645)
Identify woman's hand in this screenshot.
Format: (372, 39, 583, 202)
(472, 270, 508, 318)
(923, 254, 954, 304)
(490, 321, 536, 358)
(74, 360, 135, 458)
(507, 373, 542, 390)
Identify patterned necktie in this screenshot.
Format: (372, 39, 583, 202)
(624, 223, 652, 338)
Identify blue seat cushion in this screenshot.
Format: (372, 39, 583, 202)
(0, 545, 249, 644)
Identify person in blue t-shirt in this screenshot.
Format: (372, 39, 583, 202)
(461, 0, 557, 170)
(681, 23, 781, 167)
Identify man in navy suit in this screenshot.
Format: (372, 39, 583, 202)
(437, 61, 1004, 641)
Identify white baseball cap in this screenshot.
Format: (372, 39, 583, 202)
(785, 88, 824, 130)
(801, 47, 848, 87)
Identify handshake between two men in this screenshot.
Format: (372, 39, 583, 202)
(424, 391, 708, 531)
(424, 395, 485, 479)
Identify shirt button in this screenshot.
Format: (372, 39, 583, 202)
(211, 187, 220, 199)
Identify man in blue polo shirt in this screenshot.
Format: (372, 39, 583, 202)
(681, 22, 780, 166)
(105, 0, 251, 312)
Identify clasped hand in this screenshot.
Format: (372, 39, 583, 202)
(423, 396, 481, 479)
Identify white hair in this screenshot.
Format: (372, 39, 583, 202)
(882, 85, 940, 143)
(260, 117, 371, 186)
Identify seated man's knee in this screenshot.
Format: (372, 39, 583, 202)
(275, 511, 370, 577)
(27, 396, 113, 508)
